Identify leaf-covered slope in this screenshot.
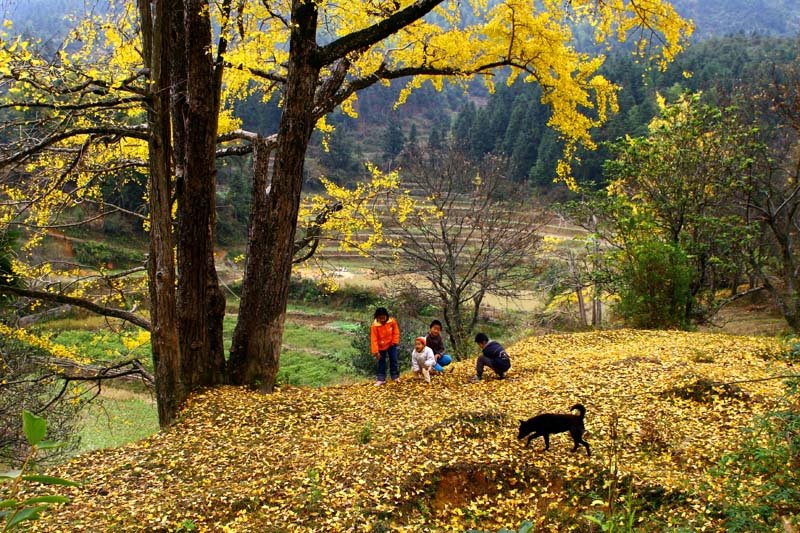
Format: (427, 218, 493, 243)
(36, 330, 790, 531)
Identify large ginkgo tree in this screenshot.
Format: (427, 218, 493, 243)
(0, 0, 691, 426)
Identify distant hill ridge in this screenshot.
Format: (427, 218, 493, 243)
(672, 0, 800, 38)
(7, 0, 799, 45)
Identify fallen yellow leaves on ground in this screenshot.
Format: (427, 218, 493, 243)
(32, 329, 794, 531)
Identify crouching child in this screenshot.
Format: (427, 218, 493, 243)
(411, 337, 436, 383)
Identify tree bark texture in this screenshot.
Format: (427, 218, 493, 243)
(175, 0, 227, 391)
(228, 0, 320, 391)
(139, 0, 183, 427)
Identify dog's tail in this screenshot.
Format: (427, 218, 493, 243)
(570, 403, 586, 418)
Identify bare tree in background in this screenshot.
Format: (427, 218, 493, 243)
(384, 146, 547, 357)
(732, 64, 800, 332)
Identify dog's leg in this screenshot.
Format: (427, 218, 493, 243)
(570, 429, 581, 453)
(581, 439, 591, 457)
(526, 432, 540, 447)
(542, 433, 550, 451)
(570, 429, 591, 456)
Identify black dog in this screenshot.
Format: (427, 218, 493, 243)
(517, 403, 590, 456)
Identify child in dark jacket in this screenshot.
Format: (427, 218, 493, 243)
(471, 332, 511, 382)
(370, 307, 400, 385)
(425, 319, 452, 373)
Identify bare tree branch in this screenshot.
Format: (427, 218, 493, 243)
(315, 0, 445, 67)
(0, 126, 149, 167)
(0, 285, 151, 330)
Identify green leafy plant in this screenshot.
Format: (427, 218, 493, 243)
(503, 521, 534, 533)
(584, 412, 641, 532)
(176, 519, 199, 531)
(0, 411, 79, 531)
(304, 468, 323, 511)
(616, 238, 692, 329)
(585, 485, 640, 532)
(710, 380, 800, 531)
(357, 421, 373, 445)
(72, 240, 145, 269)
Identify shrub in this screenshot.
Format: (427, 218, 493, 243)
(0, 411, 79, 531)
(615, 239, 692, 329)
(0, 229, 20, 293)
(287, 277, 380, 309)
(0, 336, 81, 465)
(710, 380, 800, 531)
(100, 212, 141, 237)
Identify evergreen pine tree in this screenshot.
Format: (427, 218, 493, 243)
(408, 123, 418, 148)
(502, 92, 533, 154)
(321, 126, 360, 182)
(529, 128, 561, 187)
(452, 102, 476, 147)
(382, 116, 406, 167)
(468, 107, 494, 158)
(484, 82, 515, 152)
(428, 126, 443, 150)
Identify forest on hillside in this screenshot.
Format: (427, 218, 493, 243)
(5, 0, 800, 202)
(6, 0, 800, 40)
(7, 32, 792, 247)
(224, 34, 800, 205)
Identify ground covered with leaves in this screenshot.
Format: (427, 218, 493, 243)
(31, 329, 796, 531)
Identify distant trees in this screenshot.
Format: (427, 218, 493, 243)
(382, 116, 406, 168)
(566, 94, 759, 328)
(319, 124, 362, 185)
(563, 83, 800, 332)
(733, 63, 800, 332)
(450, 35, 800, 189)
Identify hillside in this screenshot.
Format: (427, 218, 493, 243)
(672, 0, 800, 38)
(29, 329, 795, 531)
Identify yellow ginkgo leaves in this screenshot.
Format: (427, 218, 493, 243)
(27, 328, 794, 531)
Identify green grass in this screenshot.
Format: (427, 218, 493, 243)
(46, 310, 366, 456)
(283, 322, 357, 354)
(279, 320, 360, 386)
(277, 349, 358, 387)
(48, 329, 151, 365)
(327, 320, 361, 332)
(77, 391, 159, 453)
(287, 303, 365, 321)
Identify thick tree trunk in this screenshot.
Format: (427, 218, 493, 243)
(228, 138, 280, 388)
(777, 230, 800, 333)
(139, 0, 182, 428)
(229, 0, 319, 391)
(174, 0, 227, 390)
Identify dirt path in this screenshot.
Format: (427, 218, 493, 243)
(286, 310, 339, 327)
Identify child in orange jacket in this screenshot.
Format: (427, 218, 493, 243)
(370, 307, 400, 385)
